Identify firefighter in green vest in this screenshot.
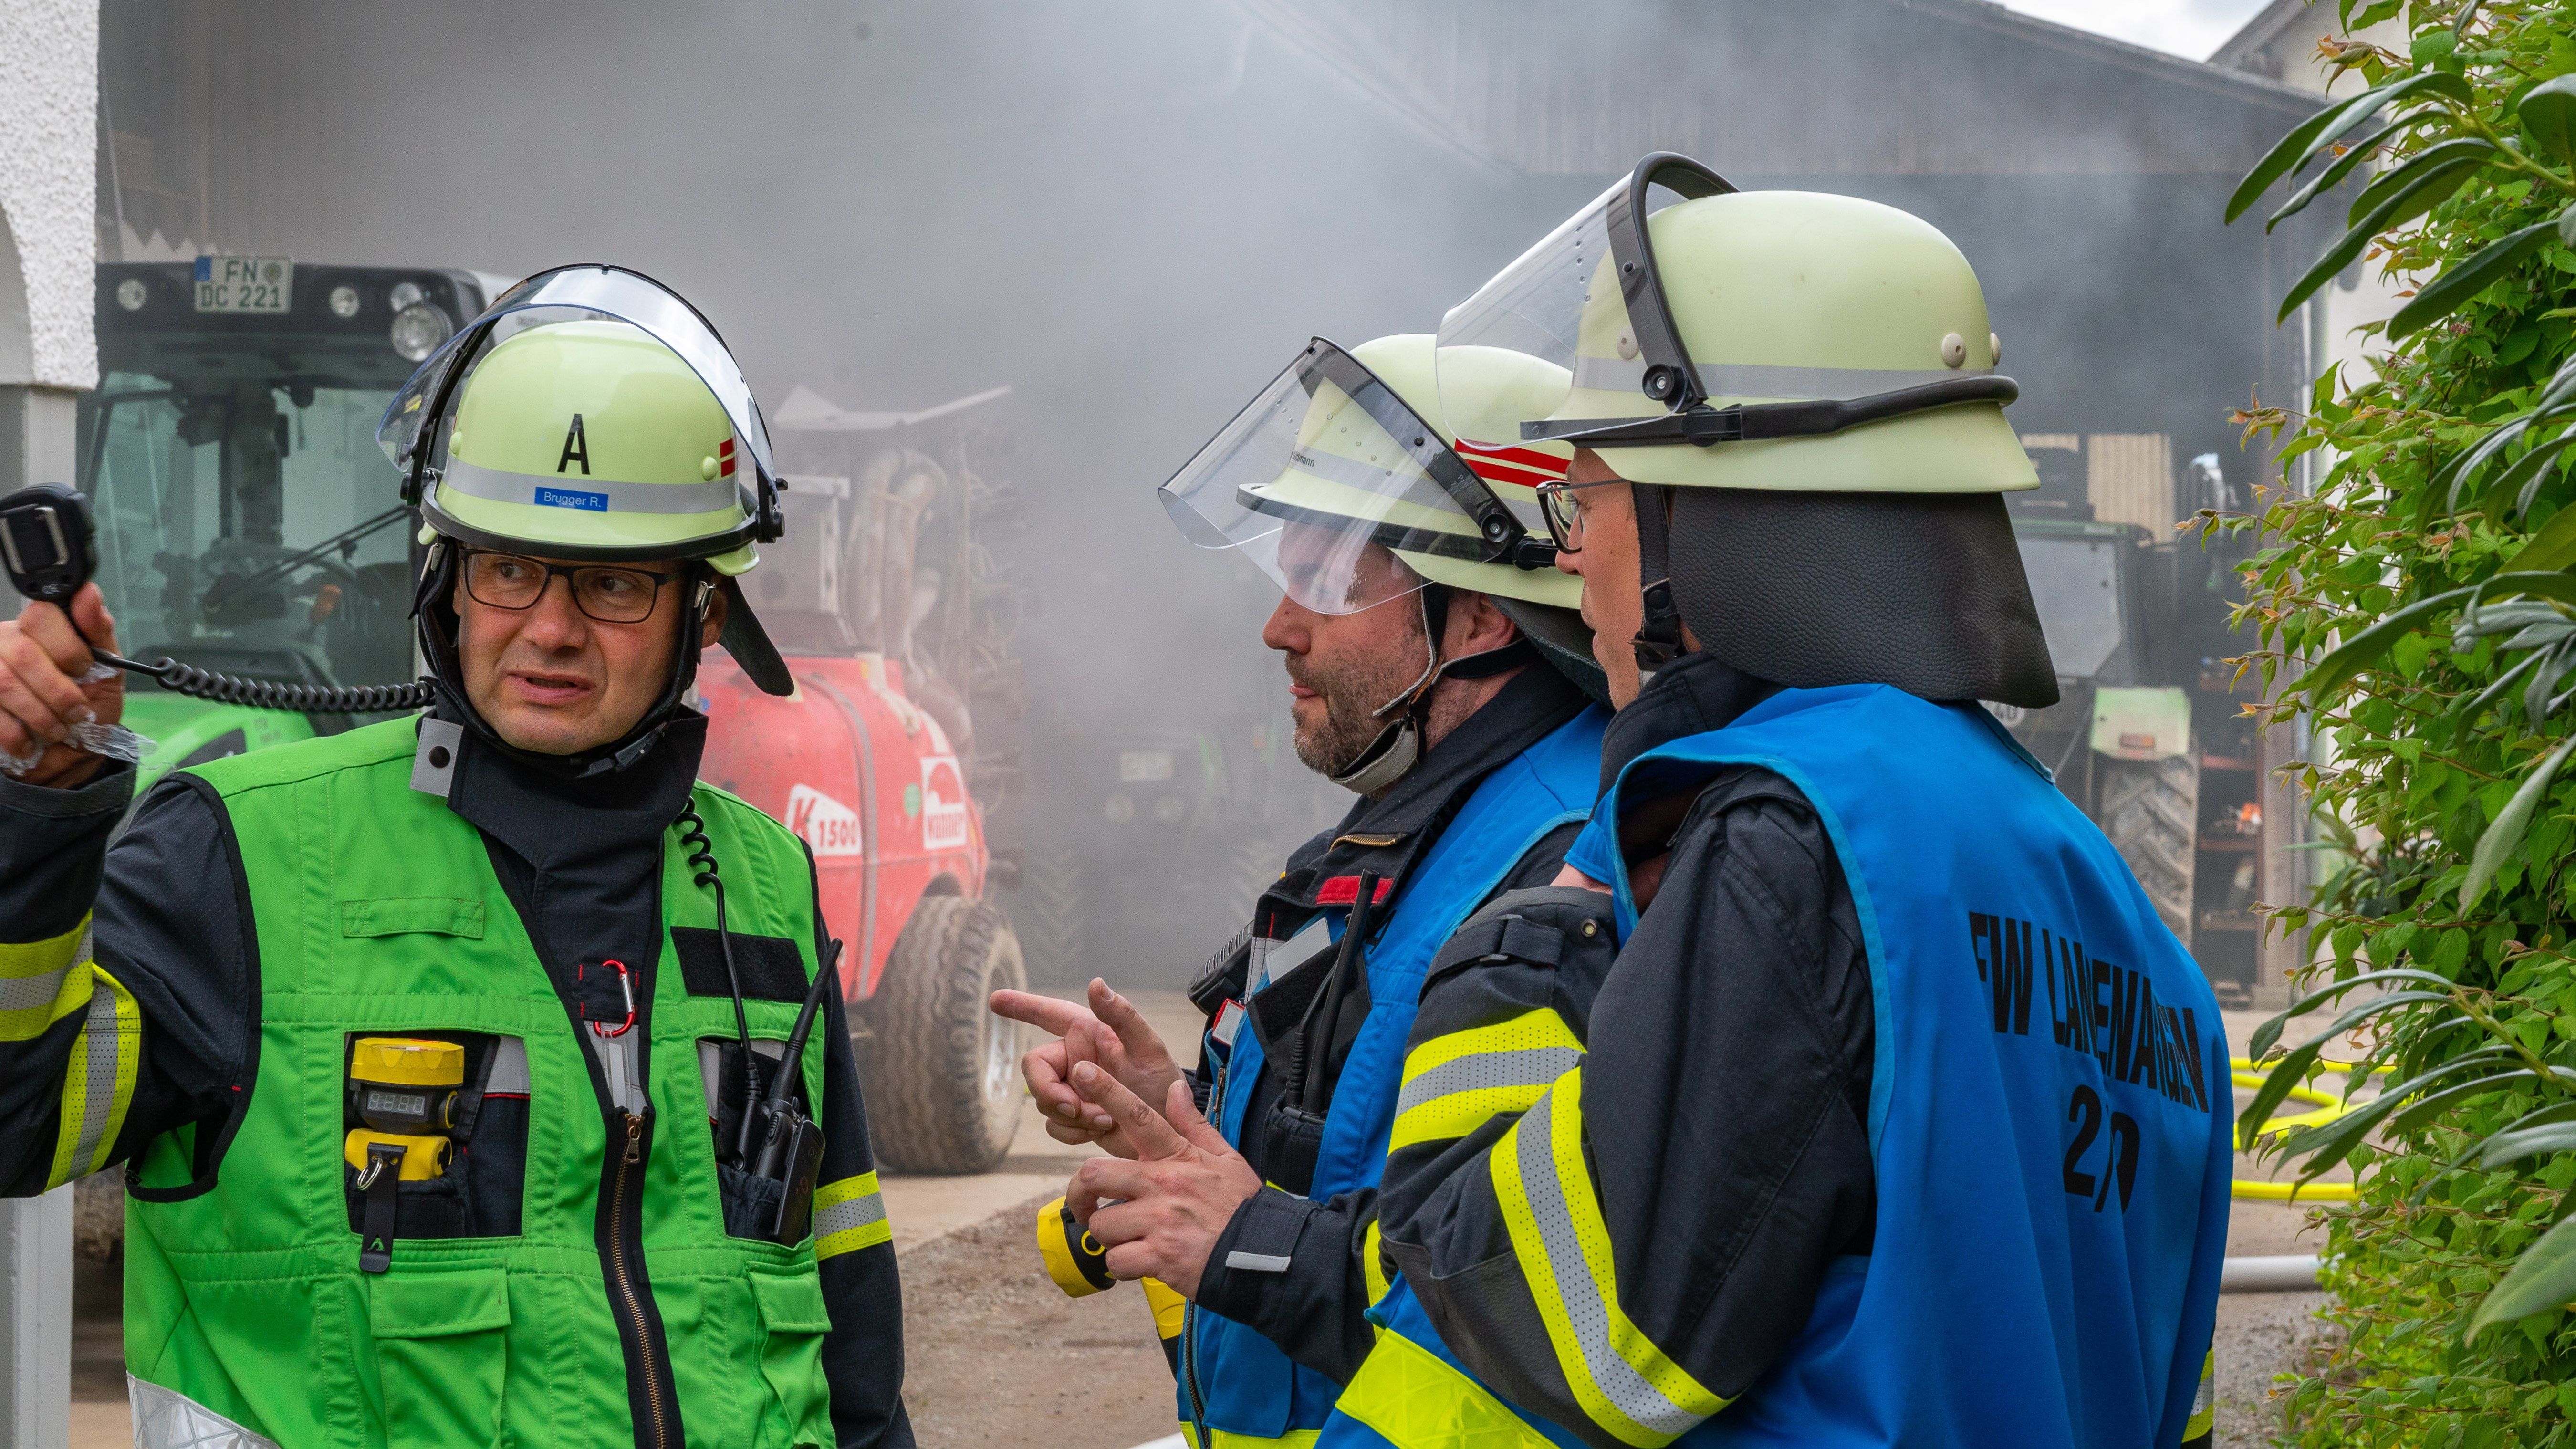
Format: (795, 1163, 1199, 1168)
(0, 266, 910, 1449)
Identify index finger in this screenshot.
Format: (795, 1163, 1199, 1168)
(1089, 980, 1170, 1066)
(1070, 1061, 1188, 1160)
(990, 989, 1092, 1038)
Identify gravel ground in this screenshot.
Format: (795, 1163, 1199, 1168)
(897, 1191, 1178, 1449)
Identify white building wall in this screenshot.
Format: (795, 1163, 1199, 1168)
(0, 0, 102, 391)
(0, 5, 98, 1443)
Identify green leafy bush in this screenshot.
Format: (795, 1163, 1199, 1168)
(2224, 3, 2576, 1444)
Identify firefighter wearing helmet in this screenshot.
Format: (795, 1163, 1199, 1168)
(0, 267, 910, 1449)
(1323, 161, 2228, 1449)
(990, 334, 1614, 1449)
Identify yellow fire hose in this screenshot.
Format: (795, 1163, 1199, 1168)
(2230, 1056, 2367, 1203)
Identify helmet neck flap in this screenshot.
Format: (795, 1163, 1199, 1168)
(1663, 486, 2058, 707)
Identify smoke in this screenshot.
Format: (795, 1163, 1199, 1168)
(99, 0, 2326, 987)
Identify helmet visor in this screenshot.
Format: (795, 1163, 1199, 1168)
(1434, 179, 1625, 448)
(377, 265, 775, 487)
(1436, 157, 1735, 448)
(1158, 339, 1518, 615)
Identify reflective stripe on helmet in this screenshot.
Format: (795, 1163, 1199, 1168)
(438, 458, 744, 517)
(1389, 1008, 1583, 1154)
(1571, 356, 1995, 401)
(1490, 1069, 1728, 1447)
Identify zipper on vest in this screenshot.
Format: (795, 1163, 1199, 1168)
(609, 1105, 677, 1449)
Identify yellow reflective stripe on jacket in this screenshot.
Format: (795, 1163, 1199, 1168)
(1490, 1069, 1726, 1448)
(814, 1170, 890, 1259)
(1389, 1008, 1583, 1153)
(1178, 1424, 1320, 1449)
(2182, 1348, 2214, 1443)
(0, 916, 99, 1042)
(1338, 1327, 1560, 1449)
(48, 962, 140, 1189)
(1363, 1216, 1391, 1305)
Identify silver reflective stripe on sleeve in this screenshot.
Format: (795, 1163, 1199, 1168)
(1504, 1078, 1723, 1444)
(814, 1188, 886, 1241)
(1396, 1045, 1583, 1118)
(130, 1373, 283, 1449)
(0, 946, 78, 1013)
(48, 964, 142, 1190)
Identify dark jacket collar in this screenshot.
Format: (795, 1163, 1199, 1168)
(1260, 665, 1591, 929)
(1596, 649, 1783, 799)
(441, 694, 709, 876)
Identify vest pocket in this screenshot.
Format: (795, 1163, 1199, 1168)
(368, 1269, 511, 1444)
(340, 1031, 529, 1261)
(749, 1272, 835, 1449)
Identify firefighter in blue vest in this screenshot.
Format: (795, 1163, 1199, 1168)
(991, 334, 1612, 1449)
(1317, 160, 2230, 1449)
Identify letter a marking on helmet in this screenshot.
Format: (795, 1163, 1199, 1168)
(557, 413, 591, 475)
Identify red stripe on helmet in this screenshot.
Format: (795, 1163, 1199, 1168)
(1454, 439, 1569, 478)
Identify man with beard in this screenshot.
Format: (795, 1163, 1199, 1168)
(0, 270, 908, 1449)
(990, 334, 1610, 1449)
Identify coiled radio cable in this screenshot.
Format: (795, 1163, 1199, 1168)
(676, 803, 763, 1163)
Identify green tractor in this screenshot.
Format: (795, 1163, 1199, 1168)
(74, 260, 511, 787)
(2002, 451, 2266, 1000)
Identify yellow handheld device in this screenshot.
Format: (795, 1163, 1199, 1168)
(346, 1037, 465, 1273)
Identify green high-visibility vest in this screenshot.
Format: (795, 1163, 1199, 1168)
(123, 717, 842, 1449)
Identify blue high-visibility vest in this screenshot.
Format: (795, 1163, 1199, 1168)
(1320, 684, 2229, 1449)
(1186, 704, 1607, 1446)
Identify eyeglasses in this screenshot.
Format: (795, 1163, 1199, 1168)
(1530, 478, 1628, 555)
(459, 549, 679, 624)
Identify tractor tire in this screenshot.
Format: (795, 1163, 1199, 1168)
(861, 895, 1027, 1174)
(1012, 847, 1088, 986)
(2095, 750, 2199, 947)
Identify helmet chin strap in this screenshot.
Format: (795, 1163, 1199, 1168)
(1630, 482, 1685, 678)
(1328, 584, 1538, 795)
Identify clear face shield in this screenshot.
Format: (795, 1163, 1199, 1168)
(1158, 338, 1547, 615)
(375, 264, 782, 542)
(1434, 154, 2018, 454)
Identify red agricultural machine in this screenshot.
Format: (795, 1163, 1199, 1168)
(700, 385, 1029, 1172)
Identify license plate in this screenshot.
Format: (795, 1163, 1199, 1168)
(193, 256, 292, 313)
(1119, 750, 1174, 782)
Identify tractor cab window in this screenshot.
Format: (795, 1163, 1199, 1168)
(78, 372, 415, 693)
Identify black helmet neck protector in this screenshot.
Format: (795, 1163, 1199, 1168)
(1662, 487, 2058, 708)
